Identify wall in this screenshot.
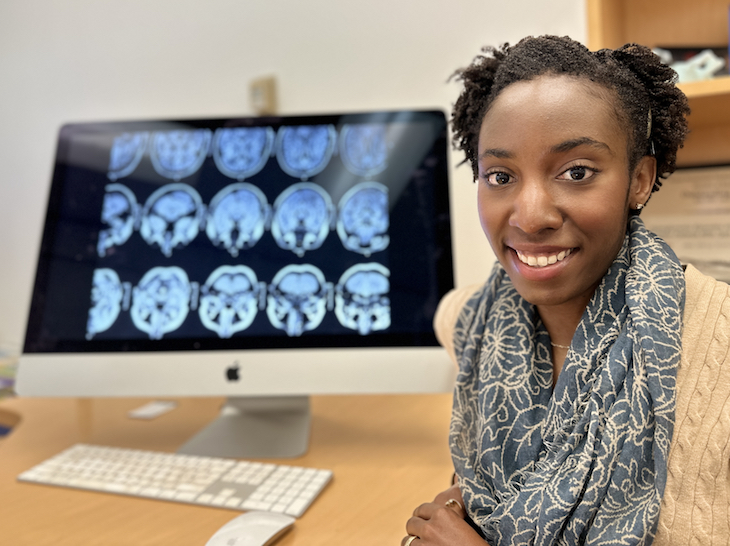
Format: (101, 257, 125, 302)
(0, 0, 586, 352)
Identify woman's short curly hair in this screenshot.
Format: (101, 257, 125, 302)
(451, 35, 690, 191)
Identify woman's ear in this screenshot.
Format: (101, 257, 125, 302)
(631, 155, 656, 208)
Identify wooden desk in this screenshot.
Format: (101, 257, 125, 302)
(0, 394, 454, 545)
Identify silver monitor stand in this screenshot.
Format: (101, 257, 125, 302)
(177, 396, 311, 459)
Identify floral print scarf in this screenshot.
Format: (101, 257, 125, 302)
(450, 217, 685, 545)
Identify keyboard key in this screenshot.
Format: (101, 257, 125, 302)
(241, 500, 271, 511)
(285, 498, 310, 517)
(175, 492, 198, 502)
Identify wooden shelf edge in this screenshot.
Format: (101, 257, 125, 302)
(678, 76, 730, 99)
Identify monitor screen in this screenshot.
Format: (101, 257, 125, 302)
(16, 110, 455, 457)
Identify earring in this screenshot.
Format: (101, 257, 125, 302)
(635, 203, 645, 211)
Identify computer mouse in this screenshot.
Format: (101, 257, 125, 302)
(205, 511, 295, 546)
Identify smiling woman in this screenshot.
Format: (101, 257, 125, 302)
(402, 36, 730, 546)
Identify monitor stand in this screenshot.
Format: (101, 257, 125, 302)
(177, 396, 311, 459)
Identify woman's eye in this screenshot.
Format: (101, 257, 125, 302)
(559, 166, 595, 181)
(484, 172, 512, 186)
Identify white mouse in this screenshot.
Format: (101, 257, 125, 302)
(205, 511, 295, 546)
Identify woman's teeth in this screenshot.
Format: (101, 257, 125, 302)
(515, 248, 572, 268)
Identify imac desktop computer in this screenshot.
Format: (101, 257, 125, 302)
(16, 109, 455, 458)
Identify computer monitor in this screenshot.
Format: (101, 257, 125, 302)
(16, 110, 455, 458)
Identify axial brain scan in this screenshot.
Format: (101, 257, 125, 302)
(86, 268, 127, 340)
(150, 129, 212, 180)
(336, 181, 389, 257)
(271, 183, 334, 257)
(131, 266, 192, 339)
(334, 263, 391, 335)
(97, 183, 139, 257)
(339, 124, 388, 178)
(267, 264, 332, 337)
(198, 265, 265, 338)
(213, 127, 275, 180)
(206, 183, 271, 257)
(275, 125, 337, 180)
(108, 132, 149, 181)
(140, 184, 205, 257)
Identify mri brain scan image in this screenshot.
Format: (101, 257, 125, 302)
(140, 184, 205, 257)
(86, 268, 129, 340)
(335, 263, 390, 335)
(336, 181, 389, 256)
(150, 129, 212, 180)
(271, 183, 335, 257)
(198, 265, 265, 338)
(108, 132, 149, 181)
(206, 183, 271, 257)
(267, 264, 332, 337)
(131, 266, 192, 339)
(213, 127, 275, 180)
(275, 125, 337, 180)
(97, 183, 140, 257)
(339, 124, 388, 178)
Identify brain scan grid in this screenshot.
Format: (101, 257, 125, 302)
(88, 123, 394, 340)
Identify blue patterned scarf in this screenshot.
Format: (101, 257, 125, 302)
(450, 218, 685, 545)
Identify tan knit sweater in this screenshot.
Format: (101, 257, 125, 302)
(434, 264, 730, 545)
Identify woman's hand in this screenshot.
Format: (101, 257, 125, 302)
(401, 484, 485, 545)
(431, 483, 464, 510)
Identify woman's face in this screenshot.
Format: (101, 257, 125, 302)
(476, 75, 654, 314)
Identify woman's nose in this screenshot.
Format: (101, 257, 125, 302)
(508, 179, 563, 234)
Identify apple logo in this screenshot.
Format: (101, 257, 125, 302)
(226, 361, 240, 381)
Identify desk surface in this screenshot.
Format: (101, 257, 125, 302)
(0, 394, 454, 545)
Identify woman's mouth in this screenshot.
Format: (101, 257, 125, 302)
(514, 248, 573, 268)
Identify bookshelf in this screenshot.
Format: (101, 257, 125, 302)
(587, 0, 730, 166)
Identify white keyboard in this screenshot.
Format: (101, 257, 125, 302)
(18, 444, 332, 517)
